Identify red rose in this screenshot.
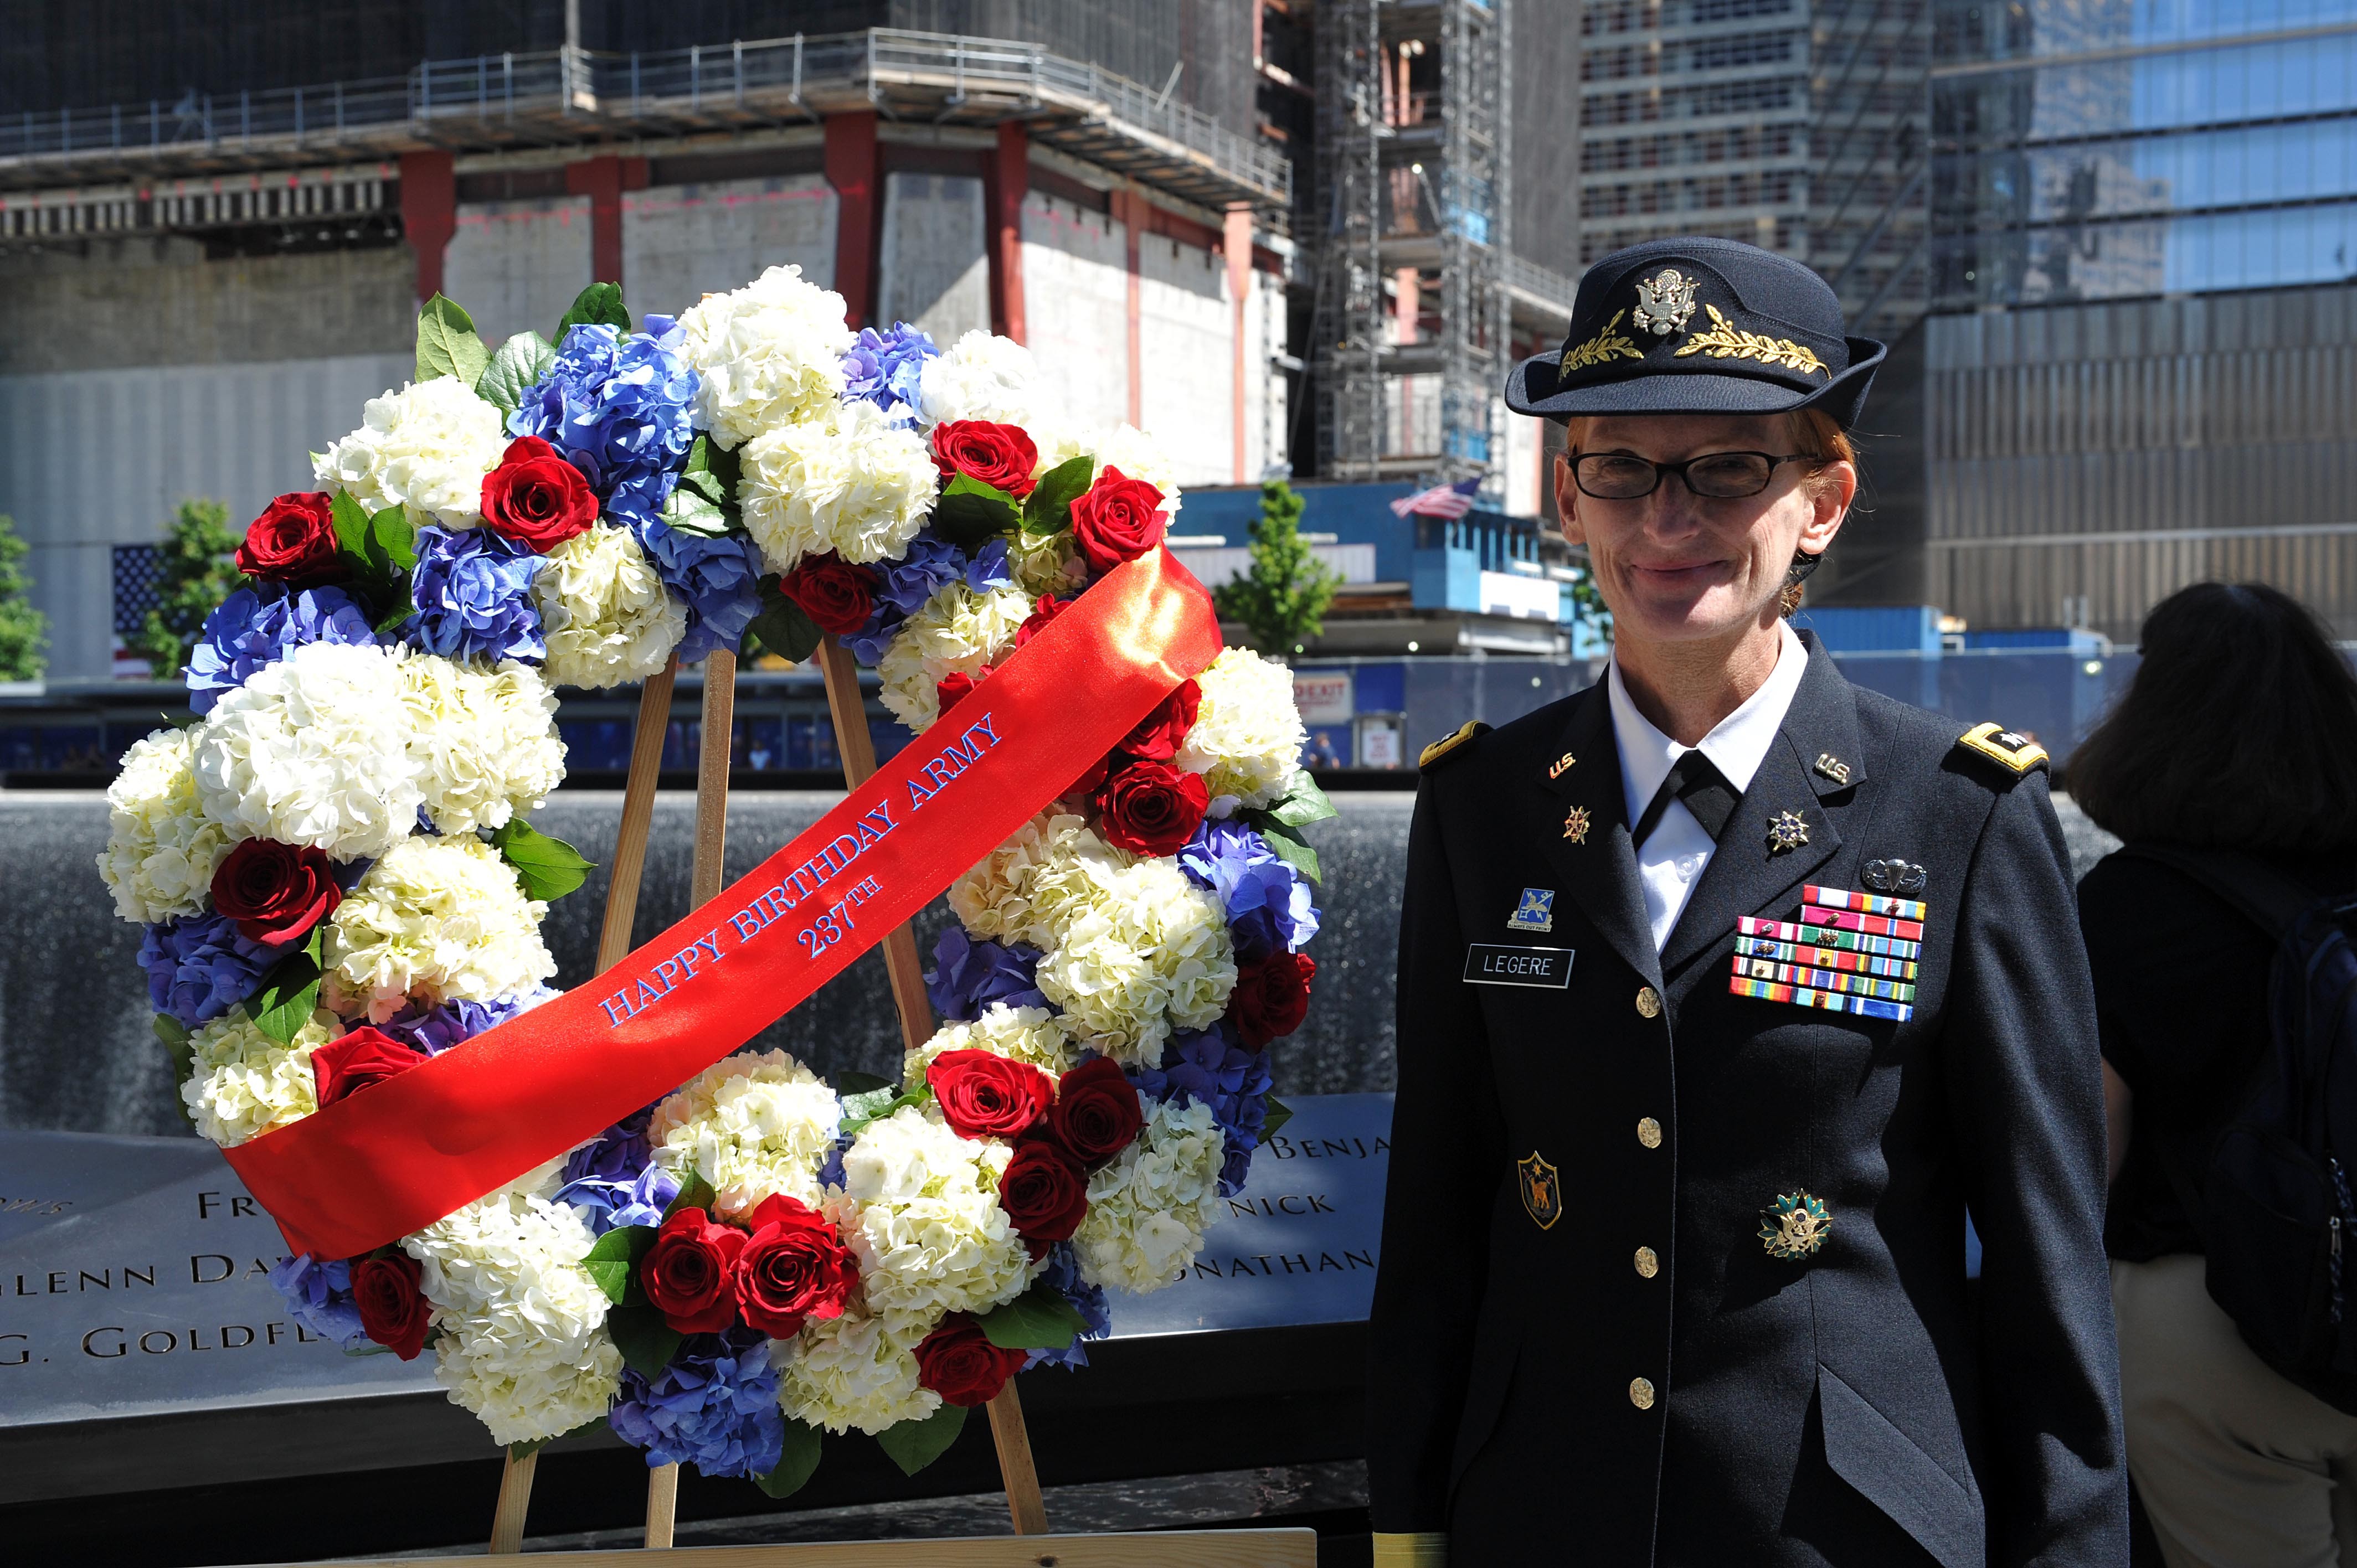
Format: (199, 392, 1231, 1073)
(209, 838, 342, 947)
(311, 1028, 429, 1109)
(733, 1194, 860, 1337)
(913, 1313, 1028, 1407)
(1068, 466, 1167, 574)
(641, 1206, 747, 1334)
(932, 420, 1039, 497)
(352, 1251, 431, 1360)
(1093, 760, 1210, 857)
(926, 1049, 1055, 1141)
(1231, 951, 1316, 1048)
(481, 435, 597, 551)
(999, 1138, 1089, 1245)
(1064, 751, 1112, 803)
(1047, 1057, 1144, 1169)
(780, 554, 879, 636)
(936, 668, 990, 721)
(1015, 595, 1069, 648)
(236, 492, 343, 587)
(1118, 678, 1201, 762)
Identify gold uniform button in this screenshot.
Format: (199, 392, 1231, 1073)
(1629, 1376, 1656, 1410)
(1635, 986, 1663, 1019)
(1636, 1116, 1663, 1149)
(1634, 1246, 1659, 1278)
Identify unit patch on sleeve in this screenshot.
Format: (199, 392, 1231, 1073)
(1953, 721, 2049, 777)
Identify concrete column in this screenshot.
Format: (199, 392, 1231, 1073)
(1225, 205, 1254, 484)
(825, 112, 883, 329)
(1114, 185, 1145, 428)
(399, 150, 457, 305)
(564, 155, 646, 288)
(985, 121, 1030, 343)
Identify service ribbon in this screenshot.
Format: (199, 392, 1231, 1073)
(224, 548, 1223, 1261)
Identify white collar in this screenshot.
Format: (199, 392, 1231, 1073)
(1607, 620, 1809, 823)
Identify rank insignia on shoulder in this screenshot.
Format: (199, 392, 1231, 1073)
(1518, 1151, 1562, 1230)
(1420, 720, 1490, 770)
(1954, 721, 2049, 777)
(1509, 888, 1556, 932)
(1761, 1190, 1832, 1261)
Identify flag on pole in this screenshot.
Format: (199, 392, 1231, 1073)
(1390, 477, 1483, 520)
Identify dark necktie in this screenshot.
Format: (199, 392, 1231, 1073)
(1633, 749, 1738, 848)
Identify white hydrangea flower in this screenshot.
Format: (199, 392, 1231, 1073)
(1175, 647, 1310, 812)
(826, 1106, 1031, 1328)
(324, 834, 555, 1023)
(948, 812, 1134, 950)
(904, 1003, 1075, 1085)
(649, 1050, 842, 1218)
(404, 1189, 622, 1447)
(98, 725, 233, 924)
(775, 1309, 939, 1436)
(191, 641, 425, 861)
(1035, 858, 1236, 1063)
(181, 1005, 337, 1147)
(916, 329, 1046, 429)
(678, 264, 855, 450)
(313, 378, 507, 530)
(875, 580, 1033, 731)
(531, 523, 688, 690)
(400, 656, 567, 836)
(1089, 423, 1183, 515)
(1005, 528, 1087, 599)
(1073, 1096, 1227, 1294)
(737, 398, 936, 574)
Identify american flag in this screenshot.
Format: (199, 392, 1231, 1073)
(1389, 477, 1482, 520)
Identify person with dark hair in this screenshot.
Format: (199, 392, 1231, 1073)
(1367, 236, 2126, 1565)
(2076, 581, 2357, 1565)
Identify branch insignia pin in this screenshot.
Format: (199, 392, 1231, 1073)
(1766, 809, 1810, 854)
(1563, 806, 1592, 844)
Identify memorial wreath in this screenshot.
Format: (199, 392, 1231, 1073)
(97, 269, 1330, 1495)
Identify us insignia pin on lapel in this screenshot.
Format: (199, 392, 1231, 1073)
(1813, 754, 1851, 786)
(1563, 806, 1592, 844)
(1760, 1191, 1831, 1261)
(1509, 888, 1556, 933)
(1766, 809, 1810, 853)
(1518, 1152, 1562, 1230)
(1548, 752, 1577, 779)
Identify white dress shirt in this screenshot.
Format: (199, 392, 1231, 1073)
(1607, 620, 1809, 951)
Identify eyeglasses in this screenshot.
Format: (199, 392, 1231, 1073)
(1572, 450, 1815, 500)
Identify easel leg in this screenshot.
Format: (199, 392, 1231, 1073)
(814, 638, 1049, 1534)
(487, 658, 677, 1555)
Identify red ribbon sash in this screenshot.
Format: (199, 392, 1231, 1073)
(224, 549, 1222, 1261)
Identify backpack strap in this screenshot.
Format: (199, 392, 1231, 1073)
(2114, 843, 2320, 942)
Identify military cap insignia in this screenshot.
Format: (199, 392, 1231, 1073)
(1863, 858, 1927, 895)
(1632, 269, 1699, 336)
(1674, 305, 1829, 379)
(1419, 720, 1490, 770)
(1563, 805, 1592, 844)
(1812, 753, 1851, 786)
(1548, 751, 1577, 779)
(1761, 1191, 1832, 1260)
(1953, 721, 2049, 777)
(1765, 809, 1810, 854)
(1517, 1152, 1562, 1230)
(1560, 308, 1645, 373)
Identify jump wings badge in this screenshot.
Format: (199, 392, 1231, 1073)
(1519, 1151, 1563, 1230)
(1760, 1190, 1832, 1261)
(1632, 268, 1700, 337)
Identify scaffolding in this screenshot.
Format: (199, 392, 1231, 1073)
(1313, 0, 1511, 491)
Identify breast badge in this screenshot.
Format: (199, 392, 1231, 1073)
(1509, 888, 1556, 933)
(1863, 858, 1927, 895)
(1517, 1151, 1562, 1230)
(1727, 884, 1923, 1023)
(1563, 806, 1592, 844)
(1760, 1191, 1833, 1261)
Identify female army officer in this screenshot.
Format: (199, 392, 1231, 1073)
(1366, 238, 2125, 1566)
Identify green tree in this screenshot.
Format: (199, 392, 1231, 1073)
(1212, 479, 1341, 661)
(0, 513, 48, 680)
(135, 499, 244, 680)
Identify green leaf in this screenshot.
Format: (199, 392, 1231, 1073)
(1256, 819, 1322, 885)
(156, 1015, 199, 1131)
(153, 1012, 189, 1050)
(1021, 455, 1095, 535)
(836, 1071, 894, 1095)
(676, 434, 737, 509)
(930, 472, 1023, 550)
(665, 1170, 717, 1219)
(1259, 1094, 1294, 1142)
(364, 505, 416, 574)
(976, 1283, 1091, 1351)
(342, 1340, 394, 1357)
(876, 1401, 967, 1477)
(659, 483, 733, 538)
(415, 294, 491, 388)
(490, 819, 596, 902)
(604, 1302, 685, 1379)
(581, 1224, 657, 1306)
(838, 1089, 919, 1138)
(246, 926, 326, 1046)
(330, 491, 371, 558)
(1268, 775, 1339, 828)
(755, 1421, 825, 1499)
(475, 329, 557, 417)
(557, 283, 631, 340)
(372, 594, 416, 638)
(743, 577, 824, 665)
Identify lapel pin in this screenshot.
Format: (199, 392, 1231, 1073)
(1760, 1191, 1833, 1261)
(1864, 858, 1927, 895)
(1766, 809, 1810, 854)
(1509, 889, 1556, 932)
(1563, 806, 1592, 844)
(1549, 752, 1577, 779)
(1813, 754, 1851, 786)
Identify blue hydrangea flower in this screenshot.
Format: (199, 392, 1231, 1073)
(141, 910, 279, 1029)
(553, 1108, 681, 1233)
(406, 525, 547, 664)
(1135, 1025, 1274, 1196)
(379, 988, 553, 1056)
(267, 1254, 371, 1352)
(510, 316, 701, 529)
(840, 322, 938, 422)
(844, 530, 975, 668)
(1176, 820, 1322, 963)
(1023, 1242, 1111, 1371)
(965, 538, 1015, 593)
(629, 516, 761, 666)
(925, 927, 1049, 1021)
(609, 1328, 786, 1479)
(816, 1131, 855, 1193)
(185, 586, 376, 714)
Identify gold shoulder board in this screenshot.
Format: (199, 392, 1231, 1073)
(1419, 720, 1491, 770)
(1954, 721, 2049, 777)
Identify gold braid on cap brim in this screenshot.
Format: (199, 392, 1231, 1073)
(1560, 308, 1646, 372)
(1672, 305, 1829, 378)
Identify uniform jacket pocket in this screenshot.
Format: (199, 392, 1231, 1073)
(1818, 1364, 1985, 1568)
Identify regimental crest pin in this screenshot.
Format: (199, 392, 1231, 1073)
(1518, 1151, 1563, 1230)
(1760, 1191, 1833, 1261)
(1632, 268, 1700, 336)
(1563, 806, 1593, 844)
(1766, 809, 1811, 854)
(1509, 888, 1556, 933)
